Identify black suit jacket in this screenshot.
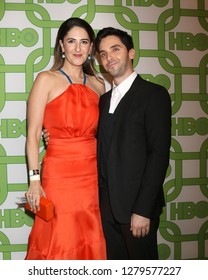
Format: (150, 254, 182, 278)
(97, 75, 172, 223)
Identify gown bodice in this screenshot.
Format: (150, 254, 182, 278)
(43, 70, 99, 139)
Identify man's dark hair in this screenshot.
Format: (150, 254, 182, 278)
(95, 27, 134, 52)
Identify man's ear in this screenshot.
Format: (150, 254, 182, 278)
(129, 48, 136, 60)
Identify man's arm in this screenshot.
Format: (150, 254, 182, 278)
(132, 85, 172, 218)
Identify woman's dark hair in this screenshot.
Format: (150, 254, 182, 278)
(95, 27, 134, 53)
(51, 17, 96, 75)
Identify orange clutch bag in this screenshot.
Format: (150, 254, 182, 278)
(25, 197, 55, 221)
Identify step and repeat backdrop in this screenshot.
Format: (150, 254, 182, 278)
(0, 0, 207, 260)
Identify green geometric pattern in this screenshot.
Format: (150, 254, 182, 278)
(0, 0, 207, 260)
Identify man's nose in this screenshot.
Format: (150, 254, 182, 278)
(106, 52, 113, 61)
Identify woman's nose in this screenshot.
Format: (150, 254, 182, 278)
(75, 42, 81, 52)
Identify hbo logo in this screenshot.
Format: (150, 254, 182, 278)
(0, 28, 38, 47)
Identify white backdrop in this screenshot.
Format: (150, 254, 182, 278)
(0, 0, 207, 260)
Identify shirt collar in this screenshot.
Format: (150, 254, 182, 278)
(112, 71, 137, 96)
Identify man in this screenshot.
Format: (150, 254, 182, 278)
(94, 27, 172, 260)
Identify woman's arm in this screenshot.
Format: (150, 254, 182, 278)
(26, 72, 50, 212)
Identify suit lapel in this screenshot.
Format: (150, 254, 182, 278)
(99, 90, 112, 125)
(113, 75, 140, 123)
(97, 91, 111, 175)
(98, 75, 142, 150)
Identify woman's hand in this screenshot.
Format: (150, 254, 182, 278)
(26, 182, 46, 212)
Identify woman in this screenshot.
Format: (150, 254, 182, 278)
(25, 17, 106, 259)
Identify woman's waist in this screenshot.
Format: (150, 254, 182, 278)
(45, 136, 97, 157)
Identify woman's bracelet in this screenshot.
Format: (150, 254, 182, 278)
(29, 169, 40, 176)
(29, 174, 40, 181)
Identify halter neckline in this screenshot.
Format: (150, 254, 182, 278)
(59, 69, 86, 85)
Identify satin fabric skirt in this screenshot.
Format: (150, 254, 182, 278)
(25, 137, 106, 260)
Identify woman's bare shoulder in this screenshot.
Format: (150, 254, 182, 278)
(36, 70, 58, 81)
(33, 71, 61, 90)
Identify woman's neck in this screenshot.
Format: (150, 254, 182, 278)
(61, 64, 85, 79)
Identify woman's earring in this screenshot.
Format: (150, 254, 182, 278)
(62, 52, 65, 59)
(88, 54, 91, 60)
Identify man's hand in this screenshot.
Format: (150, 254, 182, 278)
(130, 213, 150, 238)
(42, 128, 49, 146)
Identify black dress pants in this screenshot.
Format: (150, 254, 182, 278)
(99, 183, 160, 260)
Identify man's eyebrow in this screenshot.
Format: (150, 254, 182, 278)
(99, 44, 121, 53)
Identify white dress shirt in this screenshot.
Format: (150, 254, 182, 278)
(109, 71, 137, 113)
